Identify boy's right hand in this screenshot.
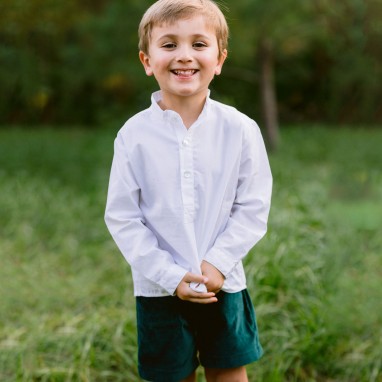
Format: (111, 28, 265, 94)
(175, 272, 218, 304)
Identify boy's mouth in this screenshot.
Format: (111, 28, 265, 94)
(171, 69, 198, 77)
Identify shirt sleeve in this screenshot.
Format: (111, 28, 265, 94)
(104, 132, 188, 295)
(203, 121, 272, 277)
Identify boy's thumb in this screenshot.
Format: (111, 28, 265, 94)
(185, 272, 208, 284)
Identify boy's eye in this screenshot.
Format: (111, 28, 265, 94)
(193, 42, 207, 48)
(162, 43, 176, 49)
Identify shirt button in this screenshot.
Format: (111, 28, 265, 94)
(184, 171, 191, 178)
(182, 139, 190, 146)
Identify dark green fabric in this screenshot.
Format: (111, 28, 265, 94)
(136, 290, 263, 382)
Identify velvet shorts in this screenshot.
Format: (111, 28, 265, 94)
(136, 289, 263, 382)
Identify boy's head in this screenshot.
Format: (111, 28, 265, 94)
(138, 0, 228, 59)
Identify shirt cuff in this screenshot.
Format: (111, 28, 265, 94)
(162, 264, 188, 296)
(203, 248, 239, 278)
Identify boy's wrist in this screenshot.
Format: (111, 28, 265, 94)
(201, 260, 225, 279)
(203, 249, 238, 278)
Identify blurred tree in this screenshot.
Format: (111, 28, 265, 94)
(0, 0, 149, 124)
(0, 0, 81, 122)
(311, 0, 382, 123)
(0, 0, 381, 127)
(227, 0, 382, 139)
(228, 0, 317, 150)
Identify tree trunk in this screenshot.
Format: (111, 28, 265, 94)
(259, 37, 280, 151)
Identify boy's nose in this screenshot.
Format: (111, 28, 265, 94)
(176, 45, 193, 62)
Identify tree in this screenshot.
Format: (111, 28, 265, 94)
(227, 0, 315, 150)
(1, 0, 382, 127)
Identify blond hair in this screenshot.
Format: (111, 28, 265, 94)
(138, 0, 228, 57)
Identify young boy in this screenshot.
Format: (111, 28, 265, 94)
(105, 0, 272, 381)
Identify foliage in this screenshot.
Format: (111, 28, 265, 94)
(0, 0, 382, 125)
(227, 0, 382, 124)
(0, 126, 381, 381)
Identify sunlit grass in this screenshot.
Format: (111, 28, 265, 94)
(0, 126, 381, 381)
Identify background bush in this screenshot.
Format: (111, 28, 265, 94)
(1, 0, 382, 126)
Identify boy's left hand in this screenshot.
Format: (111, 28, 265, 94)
(201, 261, 225, 293)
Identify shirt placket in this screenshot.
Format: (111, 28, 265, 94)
(179, 130, 195, 222)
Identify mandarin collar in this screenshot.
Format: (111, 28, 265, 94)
(149, 90, 211, 123)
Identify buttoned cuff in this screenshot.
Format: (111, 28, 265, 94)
(162, 264, 188, 296)
(204, 248, 239, 278)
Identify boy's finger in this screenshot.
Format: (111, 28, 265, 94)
(188, 291, 216, 299)
(179, 285, 214, 298)
(189, 296, 218, 304)
(177, 289, 217, 303)
(195, 291, 215, 297)
(184, 272, 208, 284)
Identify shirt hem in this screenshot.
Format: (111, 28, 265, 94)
(133, 284, 247, 297)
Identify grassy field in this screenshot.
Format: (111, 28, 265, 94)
(0, 126, 381, 382)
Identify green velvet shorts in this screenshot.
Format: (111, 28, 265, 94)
(136, 289, 263, 382)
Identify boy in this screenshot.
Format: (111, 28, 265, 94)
(105, 0, 272, 381)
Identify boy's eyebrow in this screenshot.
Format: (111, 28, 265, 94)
(156, 33, 212, 41)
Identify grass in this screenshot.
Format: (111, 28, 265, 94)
(0, 126, 381, 381)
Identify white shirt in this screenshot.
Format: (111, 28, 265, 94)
(105, 91, 272, 297)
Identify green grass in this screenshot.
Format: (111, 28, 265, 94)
(0, 126, 381, 381)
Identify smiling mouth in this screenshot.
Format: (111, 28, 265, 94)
(171, 69, 198, 76)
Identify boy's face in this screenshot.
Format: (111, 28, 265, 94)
(139, 15, 227, 106)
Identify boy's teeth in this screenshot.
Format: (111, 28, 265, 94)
(173, 70, 196, 75)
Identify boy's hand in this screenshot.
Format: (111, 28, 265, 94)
(201, 260, 225, 293)
(175, 273, 218, 304)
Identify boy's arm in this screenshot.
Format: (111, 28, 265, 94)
(104, 133, 187, 295)
(203, 122, 272, 278)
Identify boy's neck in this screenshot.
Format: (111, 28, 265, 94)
(158, 92, 207, 129)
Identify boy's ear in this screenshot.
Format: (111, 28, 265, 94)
(139, 51, 153, 76)
(214, 49, 228, 76)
